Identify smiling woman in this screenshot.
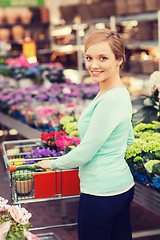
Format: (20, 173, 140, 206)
(35, 29, 135, 240)
(84, 29, 125, 96)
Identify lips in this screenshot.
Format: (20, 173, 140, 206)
(91, 71, 103, 76)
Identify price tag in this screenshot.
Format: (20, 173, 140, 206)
(22, 39, 36, 58)
(22, 39, 37, 63)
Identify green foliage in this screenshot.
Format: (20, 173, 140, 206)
(12, 170, 33, 181)
(133, 156, 143, 163)
(64, 122, 78, 134)
(69, 130, 80, 137)
(59, 115, 80, 137)
(59, 116, 74, 126)
(125, 139, 144, 160)
(144, 160, 160, 173)
(125, 121, 160, 182)
(142, 141, 160, 153)
(134, 121, 160, 138)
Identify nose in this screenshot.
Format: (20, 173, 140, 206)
(91, 59, 99, 68)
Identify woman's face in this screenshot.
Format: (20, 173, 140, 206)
(85, 41, 121, 83)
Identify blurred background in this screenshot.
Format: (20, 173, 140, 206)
(1, 0, 160, 239)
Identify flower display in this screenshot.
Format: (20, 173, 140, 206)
(125, 121, 160, 190)
(40, 130, 80, 152)
(132, 71, 160, 124)
(125, 139, 144, 160)
(150, 71, 160, 97)
(144, 160, 160, 174)
(24, 147, 62, 160)
(0, 196, 38, 240)
(134, 121, 160, 138)
(0, 78, 98, 131)
(59, 115, 80, 137)
(9, 205, 31, 225)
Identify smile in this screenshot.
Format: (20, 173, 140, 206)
(91, 71, 103, 76)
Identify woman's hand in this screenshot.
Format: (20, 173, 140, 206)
(34, 160, 51, 169)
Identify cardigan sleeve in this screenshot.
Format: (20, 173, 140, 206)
(127, 122, 134, 146)
(49, 94, 130, 170)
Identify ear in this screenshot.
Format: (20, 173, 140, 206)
(117, 58, 123, 66)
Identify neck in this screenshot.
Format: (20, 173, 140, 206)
(99, 75, 123, 94)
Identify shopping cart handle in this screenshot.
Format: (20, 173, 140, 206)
(8, 165, 17, 173)
(8, 164, 44, 172)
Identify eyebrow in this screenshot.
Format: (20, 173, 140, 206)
(85, 54, 108, 57)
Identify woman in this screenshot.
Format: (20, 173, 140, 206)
(35, 29, 135, 240)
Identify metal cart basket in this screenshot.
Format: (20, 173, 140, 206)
(2, 138, 80, 238)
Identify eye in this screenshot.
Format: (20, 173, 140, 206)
(100, 56, 107, 61)
(85, 56, 92, 61)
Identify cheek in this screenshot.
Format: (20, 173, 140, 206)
(85, 62, 90, 70)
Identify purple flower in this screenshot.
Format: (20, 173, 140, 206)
(25, 147, 62, 159)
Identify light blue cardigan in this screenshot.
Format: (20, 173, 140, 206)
(49, 87, 134, 195)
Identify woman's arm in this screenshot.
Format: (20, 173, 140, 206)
(35, 94, 129, 170)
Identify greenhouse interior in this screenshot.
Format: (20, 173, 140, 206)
(1, 0, 160, 239)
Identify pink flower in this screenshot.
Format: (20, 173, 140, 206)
(66, 104, 75, 108)
(9, 205, 32, 225)
(59, 113, 65, 118)
(70, 137, 80, 145)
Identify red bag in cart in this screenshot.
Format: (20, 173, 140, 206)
(34, 169, 80, 199)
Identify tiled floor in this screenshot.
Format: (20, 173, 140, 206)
(1, 132, 160, 240)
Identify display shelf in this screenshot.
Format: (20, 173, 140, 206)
(0, 22, 50, 28)
(125, 40, 158, 48)
(52, 10, 160, 79)
(116, 11, 158, 23)
(121, 72, 150, 79)
(0, 112, 41, 139)
(0, 6, 51, 63)
(134, 181, 160, 217)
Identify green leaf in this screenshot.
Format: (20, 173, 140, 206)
(132, 106, 158, 124)
(132, 97, 146, 111)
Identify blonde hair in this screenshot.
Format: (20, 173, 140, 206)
(84, 29, 125, 64)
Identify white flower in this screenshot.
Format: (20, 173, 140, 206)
(0, 197, 8, 211)
(149, 71, 160, 94)
(0, 197, 8, 205)
(19, 207, 32, 222)
(9, 205, 32, 225)
(143, 98, 153, 106)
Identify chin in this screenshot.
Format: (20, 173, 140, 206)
(92, 77, 105, 83)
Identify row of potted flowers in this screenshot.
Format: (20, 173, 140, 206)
(0, 56, 66, 83)
(125, 121, 160, 190)
(0, 80, 99, 131)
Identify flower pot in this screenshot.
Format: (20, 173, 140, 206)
(0, 28, 10, 41)
(18, 8, 33, 24)
(11, 25, 25, 42)
(39, 7, 50, 23)
(0, 8, 6, 24)
(12, 179, 34, 194)
(5, 7, 19, 24)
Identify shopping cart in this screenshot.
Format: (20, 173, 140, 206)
(2, 139, 80, 239)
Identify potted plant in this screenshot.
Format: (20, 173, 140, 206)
(0, 196, 40, 239)
(12, 170, 34, 195)
(132, 71, 160, 125)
